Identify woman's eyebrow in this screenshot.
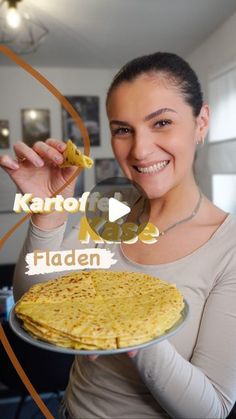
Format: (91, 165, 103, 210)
(109, 120, 130, 126)
(109, 108, 177, 126)
(144, 107, 177, 121)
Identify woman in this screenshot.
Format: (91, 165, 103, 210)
(1, 52, 236, 418)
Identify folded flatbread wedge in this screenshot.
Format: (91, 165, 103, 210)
(59, 139, 93, 168)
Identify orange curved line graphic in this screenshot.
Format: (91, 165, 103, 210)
(0, 44, 91, 419)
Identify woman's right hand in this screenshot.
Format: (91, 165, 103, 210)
(0, 139, 81, 229)
(0, 138, 79, 199)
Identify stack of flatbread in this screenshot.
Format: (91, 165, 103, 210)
(15, 270, 184, 350)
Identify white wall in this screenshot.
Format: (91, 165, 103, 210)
(187, 12, 236, 95)
(0, 66, 115, 263)
(187, 11, 236, 199)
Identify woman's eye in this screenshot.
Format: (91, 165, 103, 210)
(112, 127, 131, 136)
(154, 119, 172, 128)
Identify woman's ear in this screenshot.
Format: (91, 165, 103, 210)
(195, 104, 210, 143)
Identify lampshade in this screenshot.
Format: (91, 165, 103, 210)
(0, 0, 49, 54)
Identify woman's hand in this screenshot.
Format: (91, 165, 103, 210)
(87, 350, 138, 361)
(0, 139, 79, 199)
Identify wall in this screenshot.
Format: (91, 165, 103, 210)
(187, 11, 236, 199)
(0, 65, 115, 263)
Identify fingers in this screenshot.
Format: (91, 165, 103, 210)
(14, 141, 44, 168)
(0, 139, 66, 172)
(86, 351, 138, 361)
(13, 139, 66, 167)
(0, 154, 19, 171)
(87, 354, 99, 361)
(127, 350, 138, 358)
(33, 140, 64, 165)
(45, 138, 67, 153)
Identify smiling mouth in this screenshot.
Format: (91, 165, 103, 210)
(134, 160, 170, 174)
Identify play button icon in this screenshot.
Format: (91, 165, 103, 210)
(108, 198, 131, 222)
(85, 177, 151, 242)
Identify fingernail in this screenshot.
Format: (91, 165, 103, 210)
(128, 351, 137, 358)
(55, 156, 63, 163)
(35, 158, 44, 167)
(11, 163, 19, 169)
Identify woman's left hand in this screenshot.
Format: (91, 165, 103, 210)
(87, 350, 138, 361)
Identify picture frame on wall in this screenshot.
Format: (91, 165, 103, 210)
(0, 120, 10, 149)
(21, 109, 50, 147)
(62, 96, 100, 147)
(95, 158, 123, 184)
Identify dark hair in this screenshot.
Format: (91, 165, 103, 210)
(106, 52, 203, 117)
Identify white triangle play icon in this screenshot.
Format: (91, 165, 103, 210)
(108, 198, 131, 222)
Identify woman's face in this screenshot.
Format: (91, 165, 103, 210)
(107, 73, 208, 199)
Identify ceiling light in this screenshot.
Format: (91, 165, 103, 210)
(0, 0, 49, 54)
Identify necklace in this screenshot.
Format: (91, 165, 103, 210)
(159, 189, 203, 236)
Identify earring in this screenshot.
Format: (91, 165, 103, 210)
(197, 137, 205, 145)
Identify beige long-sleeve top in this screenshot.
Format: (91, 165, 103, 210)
(13, 213, 236, 418)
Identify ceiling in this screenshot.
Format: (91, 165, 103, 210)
(0, 0, 236, 68)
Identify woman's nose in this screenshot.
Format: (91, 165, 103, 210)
(130, 134, 154, 161)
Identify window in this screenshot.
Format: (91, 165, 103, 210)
(212, 174, 236, 214)
(208, 63, 236, 213)
(208, 64, 236, 142)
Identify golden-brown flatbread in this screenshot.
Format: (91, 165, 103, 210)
(15, 270, 184, 350)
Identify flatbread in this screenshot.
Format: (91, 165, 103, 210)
(91, 270, 172, 298)
(22, 318, 117, 349)
(59, 139, 93, 169)
(17, 272, 97, 304)
(15, 270, 184, 350)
